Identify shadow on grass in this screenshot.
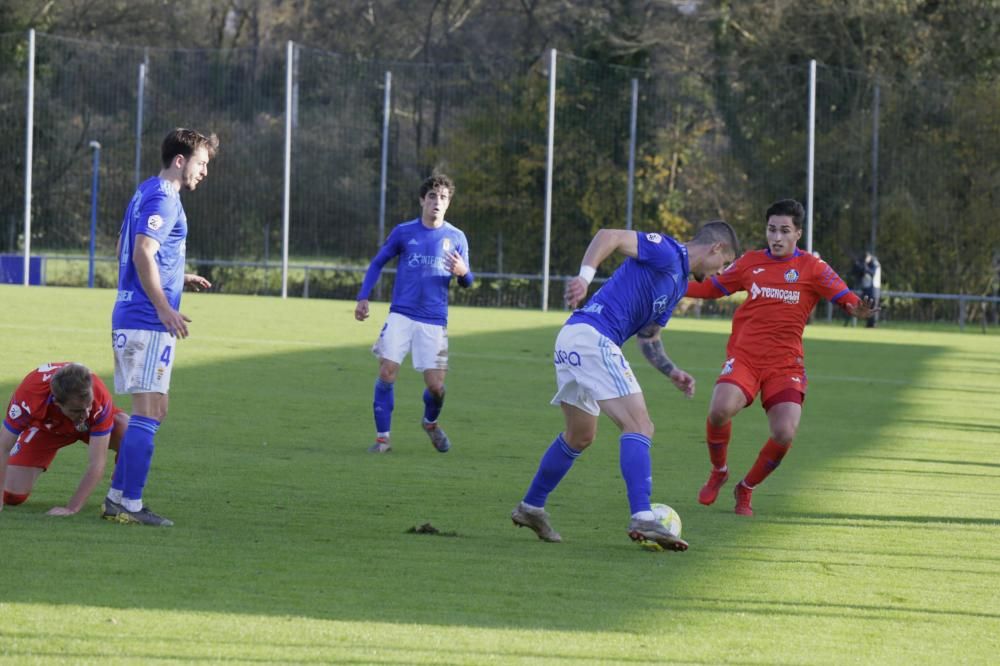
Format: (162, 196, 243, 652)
(4, 319, 994, 635)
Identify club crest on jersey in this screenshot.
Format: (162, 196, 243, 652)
(147, 214, 164, 231)
(646, 233, 663, 243)
(784, 269, 800, 283)
(652, 294, 670, 314)
(442, 238, 452, 252)
(8, 403, 22, 420)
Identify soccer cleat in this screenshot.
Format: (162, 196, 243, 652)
(698, 468, 730, 505)
(102, 499, 174, 526)
(511, 501, 561, 542)
(422, 420, 451, 453)
(734, 481, 754, 516)
(101, 498, 125, 521)
(367, 436, 391, 453)
(628, 517, 689, 552)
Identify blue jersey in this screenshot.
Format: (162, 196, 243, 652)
(112, 177, 188, 331)
(357, 218, 473, 326)
(566, 231, 689, 347)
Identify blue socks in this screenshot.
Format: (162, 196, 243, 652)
(373, 378, 394, 433)
(111, 414, 160, 503)
(523, 434, 581, 507)
(423, 387, 445, 423)
(620, 432, 653, 515)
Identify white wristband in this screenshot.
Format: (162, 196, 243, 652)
(578, 265, 596, 284)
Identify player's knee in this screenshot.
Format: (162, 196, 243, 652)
(378, 366, 398, 383)
(637, 419, 655, 440)
(771, 426, 796, 445)
(3, 491, 30, 506)
(563, 430, 595, 450)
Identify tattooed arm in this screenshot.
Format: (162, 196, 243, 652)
(636, 324, 695, 398)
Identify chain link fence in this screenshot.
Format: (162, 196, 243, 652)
(1, 32, 996, 323)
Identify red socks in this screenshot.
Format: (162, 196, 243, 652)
(3, 491, 30, 506)
(706, 419, 732, 469)
(744, 438, 791, 487)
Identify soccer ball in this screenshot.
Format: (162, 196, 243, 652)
(638, 503, 682, 552)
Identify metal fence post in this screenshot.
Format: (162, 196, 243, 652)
(541, 48, 557, 311)
(135, 59, 146, 190)
(376, 70, 392, 302)
(281, 40, 295, 299)
(626, 77, 638, 230)
(805, 59, 816, 255)
(22, 29, 35, 286)
(88, 141, 101, 288)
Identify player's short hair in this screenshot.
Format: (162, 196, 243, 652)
(50, 364, 93, 404)
(420, 174, 455, 199)
(765, 199, 806, 228)
(161, 128, 220, 168)
(691, 220, 740, 256)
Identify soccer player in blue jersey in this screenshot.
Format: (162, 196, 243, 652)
(102, 128, 218, 526)
(355, 174, 474, 453)
(511, 221, 739, 550)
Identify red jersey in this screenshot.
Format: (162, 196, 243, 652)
(3, 363, 116, 442)
(687, 249, 859, 365)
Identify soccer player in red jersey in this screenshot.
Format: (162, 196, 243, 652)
(1, 363, 128, 515)
(685, 199, 878, 516)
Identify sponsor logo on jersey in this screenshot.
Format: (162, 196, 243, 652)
(147, 214, 164, 231)
(784, 269, 800, 283)
(646, 233, 662, 243)
(8, 403, 22, 420)
(753, 268, 765, 274)
(721, 357, 735, 376)
(750, 282, 800, 304)
(442, 238, 452, 252)
(554, 349, 582, 367)
(652, 294, 671, 314)
(116, 290, 134, 302)
(407, 253, 445, 269)
(579, 302, 604, 315)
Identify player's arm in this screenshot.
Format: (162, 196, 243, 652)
(47, 433, 110, 516)
(566, 229, 638, 308)
(818, 264, 880, 319)
(0, 426, 18, 512)
(636, 323, 695, 398)
(356, 231, 402, 320)
(685, 278, 726, 299)
(446, 242, 474, 288)
(133, 234, 191, 338)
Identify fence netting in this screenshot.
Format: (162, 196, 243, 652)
(1, 33, 996, 322)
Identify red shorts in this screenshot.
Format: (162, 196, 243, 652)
(7, 408, 125, 470)
(716, 355, 807, 411)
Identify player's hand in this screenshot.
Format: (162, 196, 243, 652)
(669, 368, 696, 399)
(444, 251, 467, 277)
(46, 506, 78, 516)
(157, 306, 191, 338)
(565, 276, 589, 309)
(355, 299, 370, 321)
(184, 273, 212, 291)
(848, 295, 880, 320)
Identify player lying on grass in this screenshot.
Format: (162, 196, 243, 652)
(1, 363, 127, 516)
(512, 221, 739, 551)
(686, 199, 879, 516)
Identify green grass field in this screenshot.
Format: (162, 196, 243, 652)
(1, 285, 997, 665)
